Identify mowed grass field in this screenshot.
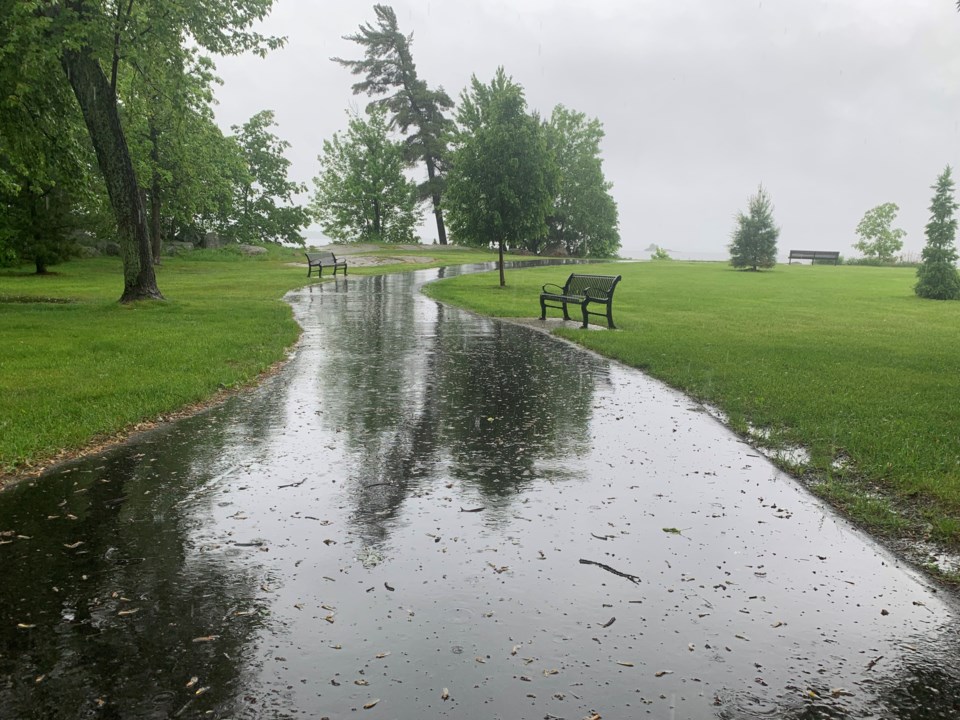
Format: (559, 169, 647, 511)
(0, 245, 503, 477)
(424, 261, 960, 545)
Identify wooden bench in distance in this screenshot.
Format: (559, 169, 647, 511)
(540, 273, 622, 329)
(788, 250, 840, 265)
(305, 251, 348, 277)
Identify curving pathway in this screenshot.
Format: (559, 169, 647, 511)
(1, 265, 959, 719)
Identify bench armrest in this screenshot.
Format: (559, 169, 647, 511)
(541, 283, 565, 294)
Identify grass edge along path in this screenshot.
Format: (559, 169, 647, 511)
(0, 245, 506, 486)
(423, 261, 960, 580)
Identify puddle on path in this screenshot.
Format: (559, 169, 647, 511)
(2, 266, 959, 719)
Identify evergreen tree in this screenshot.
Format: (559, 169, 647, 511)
(311, 107, 420, 244)
(334, 5, 453, 244)
(0, 185, 85, 274)
(729, 185, 779, 270)
(915, 166, 960, 300)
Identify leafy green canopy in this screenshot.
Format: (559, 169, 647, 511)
(334, 4, 453, 244)
(230, 110, 309, 245)
(311, 106, 420, 244)
(544, 105, 620, 258)
(119, 51, 244, 259)
(916, 166, 960, 300)
(729, 184, 779, 270)
(854, 202, 906, 262)
(445, 68, 557, 285)
(0, 0, 107, 271)
(2, 0, 285, 300)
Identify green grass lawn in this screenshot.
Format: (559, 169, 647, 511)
(424, 261, 960, 546)
(0, 244, 503, 477)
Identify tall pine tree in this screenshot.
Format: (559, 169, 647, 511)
(915, 166, 960, 300)
(729, 185, 779, 271)
(334, 5, 453, 244)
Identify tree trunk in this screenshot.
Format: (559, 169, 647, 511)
(61, 45, 162, 302)
(425, 156, 447, 245)
(498, 240, 505, 287)
(149, 185, 162, 264)
(149, 115, 163, 264)
(373, 198, 382, 240)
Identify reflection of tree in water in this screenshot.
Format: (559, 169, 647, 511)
(329, 277, 447, 545)
(435, 320, 596, 499)
(317, 271, 601, 543)
(320, 273, 423, 444)
(0, 421, 265, 719)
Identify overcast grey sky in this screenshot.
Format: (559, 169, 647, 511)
(213, 0, 960, 260)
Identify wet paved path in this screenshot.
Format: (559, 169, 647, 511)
(2, 266, 960, 719)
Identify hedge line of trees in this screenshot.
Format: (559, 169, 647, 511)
(1, 2, 621, 300)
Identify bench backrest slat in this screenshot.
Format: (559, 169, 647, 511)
(564, 273, 621, 296)
(788, 250, 839, 259)
(306, 252, 341, 264)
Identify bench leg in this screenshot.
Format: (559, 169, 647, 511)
(562, 302, 570, 321)
(540, 297, 547, 320)
(607, 304, 615, 329)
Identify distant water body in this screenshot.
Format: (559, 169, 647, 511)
(300, 231, 756, 264)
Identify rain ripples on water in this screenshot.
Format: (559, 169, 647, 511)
(1, 265, 959, 719)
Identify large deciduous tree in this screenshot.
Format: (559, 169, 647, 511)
(853, 202, 906, 263)
(915, 166, 960, 300)
(334, 4, 454, 244)
(310, 107, 420, 244)
(729, 185, 779, 271)
(445, 68, 557, 286)
(3, 0, 282, 301)
(230, 110, 310, 245)
(544, 105, 620, 258)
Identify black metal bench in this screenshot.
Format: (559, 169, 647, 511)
(539, 273, 622, 329)
(788, 250, 840, 265)
(305, 251, 348, 277)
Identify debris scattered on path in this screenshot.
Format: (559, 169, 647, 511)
(579, 558, 641, 585)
